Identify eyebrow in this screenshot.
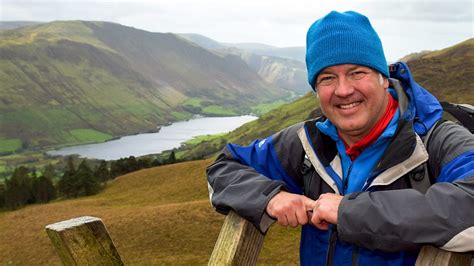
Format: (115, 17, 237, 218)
(320, 65, 369, 76)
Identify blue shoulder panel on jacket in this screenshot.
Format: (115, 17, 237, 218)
(437, 150, 474, 183)
(226, 138, 302, 194)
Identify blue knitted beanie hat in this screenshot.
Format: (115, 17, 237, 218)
(306, 11, 389, 90)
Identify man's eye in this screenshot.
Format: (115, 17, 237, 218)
(350, 71, 367, 79)
(318, 76, 334, 85)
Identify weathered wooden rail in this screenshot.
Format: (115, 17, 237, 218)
(46, 214, 472, 265)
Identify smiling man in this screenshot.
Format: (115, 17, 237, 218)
(207, 11, 474, 265)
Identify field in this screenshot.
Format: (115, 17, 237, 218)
(250, 100, 287, 115)
(0, 159, 300, 265)
(68, 129, 113, 143)
(0, 138, 22, 153)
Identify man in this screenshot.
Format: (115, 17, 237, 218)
(207, 11, 474, 265)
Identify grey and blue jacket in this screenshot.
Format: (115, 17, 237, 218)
(207, 63, 474, 266)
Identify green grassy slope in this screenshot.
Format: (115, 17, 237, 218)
(86, 21, 288, 108)
(0, 159, 300, 265)
(405, 38, 474, 104)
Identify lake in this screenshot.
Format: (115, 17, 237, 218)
(47, 115, 257, 160)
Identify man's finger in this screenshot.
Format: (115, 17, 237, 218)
(277, 215, 288, 226)
(311, 209, 329, 230)
(287, 212, 299, 227)
(314, 221, 329, 230)
(296, 207, 309, 225)
(304, 198, 317, 211)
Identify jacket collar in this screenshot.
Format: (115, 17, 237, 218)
(389, 62, 443, 135)
(299, 116, 428, 192)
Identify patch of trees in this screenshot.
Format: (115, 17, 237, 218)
(182, 105, 202, 114)
(1, 165, 56, 210)
(0, 158, 108, 210)
(57, 158, 102, 198)
(0, 151, 181, 211)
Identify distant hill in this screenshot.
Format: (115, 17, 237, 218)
(179, 33, 305, 62)
(179, 33, 309, 95)
(217, 47, 309, 95)
(178, 33, 224, 50)
(0, 21, 290, 149)
(0, 159, 300, 265)
(0, 21, 43, 30)
(398, 50, 432, 62)
(235, 45, 306, 63)
(404, 38, 474, 104)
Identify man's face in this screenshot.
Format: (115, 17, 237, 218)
(316, 64, 389, 144)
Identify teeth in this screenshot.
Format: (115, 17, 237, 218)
(339, 102, 361, 109)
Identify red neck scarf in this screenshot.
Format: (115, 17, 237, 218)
(342, 94, 398, 161)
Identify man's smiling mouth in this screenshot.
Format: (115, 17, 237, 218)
(338, 101, 362, 109)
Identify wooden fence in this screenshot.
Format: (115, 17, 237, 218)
(46, 214, 472, 265)
(45, 216, 123, 265)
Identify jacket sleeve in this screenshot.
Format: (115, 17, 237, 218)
(337, 121, 474, 252)
(206, 123, 305, 233)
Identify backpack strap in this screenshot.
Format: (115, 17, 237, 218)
(440, 102, 474, 133)
(409, 120, 444, 193)
(301, 155, 316, 197)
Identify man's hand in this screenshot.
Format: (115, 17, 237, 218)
(266, 191, 316, 227)
(310, 193, 343, 230)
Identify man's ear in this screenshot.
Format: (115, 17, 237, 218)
(379, 74, 389, 88)
(383, 77, 389, 89)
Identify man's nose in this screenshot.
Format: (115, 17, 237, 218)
(334, 77, 355, 97)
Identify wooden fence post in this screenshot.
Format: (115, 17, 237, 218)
(415, 245, 472, 266)
(45, 216, 123, 265)
(208, 211, 265, 266)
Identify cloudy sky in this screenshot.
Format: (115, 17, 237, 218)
(1, 0, 472, 61)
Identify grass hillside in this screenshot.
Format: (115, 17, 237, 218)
(0, 21, 43, 30)
(178, 33, 224, 50)
(86, 22, 287, 105)
(0, 159, 300, 265)
(405, 38, 474, 103)
(0, 21, 290, 149)
(0, 21, 186, 149)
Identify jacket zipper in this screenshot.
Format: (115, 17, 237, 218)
(325, 163, 353, 265)
(343, 163, 354, 194)
(351, 246, 359, 266)
(326, 225, 338, 266)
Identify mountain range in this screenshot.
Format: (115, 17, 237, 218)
(0, 21, 308, 150)
(179, 33, 306, 62)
